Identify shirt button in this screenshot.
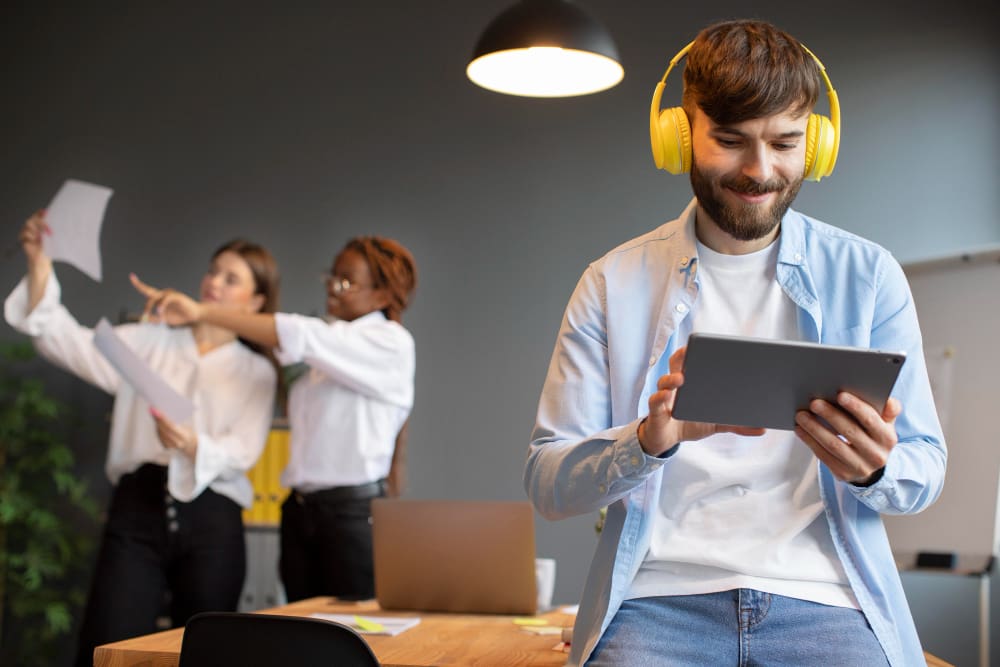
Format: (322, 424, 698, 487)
(630, 456, 640, 467)
(794, 253, 803, 262)
(675, 303, 689, 314)
(648, 355, 657, 366)
(598, 484, 607, 494)
(168, 521, 179, 533)
(165, 495, 173, 505)
(166, 506, 177, 519)
(679, 257, 689, 267)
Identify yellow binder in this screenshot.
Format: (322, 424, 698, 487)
(243, 427, 291, 526)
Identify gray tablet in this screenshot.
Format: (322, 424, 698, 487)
(671, 333, 906, 430)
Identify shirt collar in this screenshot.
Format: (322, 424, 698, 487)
(683, 197, 808, 268)
(328, 309, 388, 326)
(776, 207, 807, 267)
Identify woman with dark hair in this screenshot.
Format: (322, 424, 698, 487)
(132, 235, 418, 602)
(4, 211, 280, 667)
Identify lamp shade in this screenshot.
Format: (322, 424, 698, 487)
(467, 0, 624, 98)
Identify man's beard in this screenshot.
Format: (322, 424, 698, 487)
(690, 160, 803, 242)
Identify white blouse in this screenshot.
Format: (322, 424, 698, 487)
(274, 310, 414, 491)
(4, 272, 276, 508)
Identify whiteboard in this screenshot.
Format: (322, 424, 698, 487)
(883, 246, 1000, 562)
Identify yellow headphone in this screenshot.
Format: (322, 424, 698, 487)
(649, 40, 841, 182)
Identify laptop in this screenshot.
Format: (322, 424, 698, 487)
(371, 498, 538, 615)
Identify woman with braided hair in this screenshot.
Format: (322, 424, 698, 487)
(132, 235, 418, 601)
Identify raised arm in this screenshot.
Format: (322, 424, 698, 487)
(5, 211, 123, 393)
(130, 273, 280, 348)
(20, 210, 53, 313)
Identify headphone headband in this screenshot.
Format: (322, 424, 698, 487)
(799, 45, 841, 173)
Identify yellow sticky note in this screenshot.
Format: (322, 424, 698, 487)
(353, 615, 385, 632)
(513, 617, 547, 626)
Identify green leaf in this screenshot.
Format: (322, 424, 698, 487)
(0, 341, 99, 661)
(45, 601, 73, 635)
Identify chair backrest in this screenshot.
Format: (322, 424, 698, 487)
(178, 611, 380, 667)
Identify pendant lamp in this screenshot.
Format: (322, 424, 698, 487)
(466, 0, 624, 98)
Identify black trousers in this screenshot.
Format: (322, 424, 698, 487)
(279, 481, 385, 602)
(74, 464, 246, 667)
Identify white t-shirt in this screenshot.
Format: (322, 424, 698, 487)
(628, 238, 858, 609)
(4, 272, 277, 508)
(274, 310, 414, 491)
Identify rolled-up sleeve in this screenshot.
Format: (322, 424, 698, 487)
(273, 312, 413, 407)
(526, 267, 667, 520)
(4, 272, 121, 394)
(849, 257, 946, 515)
(167, 356, 277, 505)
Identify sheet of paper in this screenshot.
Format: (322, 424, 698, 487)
(92, 318, 194, 422)
(310, 613, 421, 637)
(518, 625, 564, 635)
(44, 179, 113, 282)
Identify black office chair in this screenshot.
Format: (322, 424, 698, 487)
(178, 611, 381, 667)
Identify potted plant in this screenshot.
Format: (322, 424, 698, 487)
(0, 342, 98, 666)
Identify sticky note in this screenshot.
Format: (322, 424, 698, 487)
(353, 615, 385, 632)
(513, 617, 548, 626)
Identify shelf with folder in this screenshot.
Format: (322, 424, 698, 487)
(895, 551, 995, 667)
(240, 422, 291, 611)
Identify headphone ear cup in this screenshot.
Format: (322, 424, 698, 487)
(804, 113, 837, 182)
(653, 107, 692, 174)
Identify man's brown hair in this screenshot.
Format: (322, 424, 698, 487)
(681, 19, 822, 127)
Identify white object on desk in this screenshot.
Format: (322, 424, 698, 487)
(311, 613, 420, 636)
(535, 558, 556, 612)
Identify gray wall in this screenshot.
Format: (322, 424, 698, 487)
(2, 1, 997, 665)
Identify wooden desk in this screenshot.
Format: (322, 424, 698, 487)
(93, 597, 955, 667)
(93, 597, 575, 667)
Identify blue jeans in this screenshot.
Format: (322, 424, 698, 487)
(586, 589, 889, 666)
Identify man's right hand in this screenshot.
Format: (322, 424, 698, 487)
(639, 346, 767, 456)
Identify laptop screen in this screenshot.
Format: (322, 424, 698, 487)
(371, 499, 538, 615)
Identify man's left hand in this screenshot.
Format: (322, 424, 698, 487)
(794, 392, 901, 486)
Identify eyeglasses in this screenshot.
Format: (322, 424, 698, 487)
(322, 273, 373, 295)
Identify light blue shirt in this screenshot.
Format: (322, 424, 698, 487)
(526, 200, 947, 667)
